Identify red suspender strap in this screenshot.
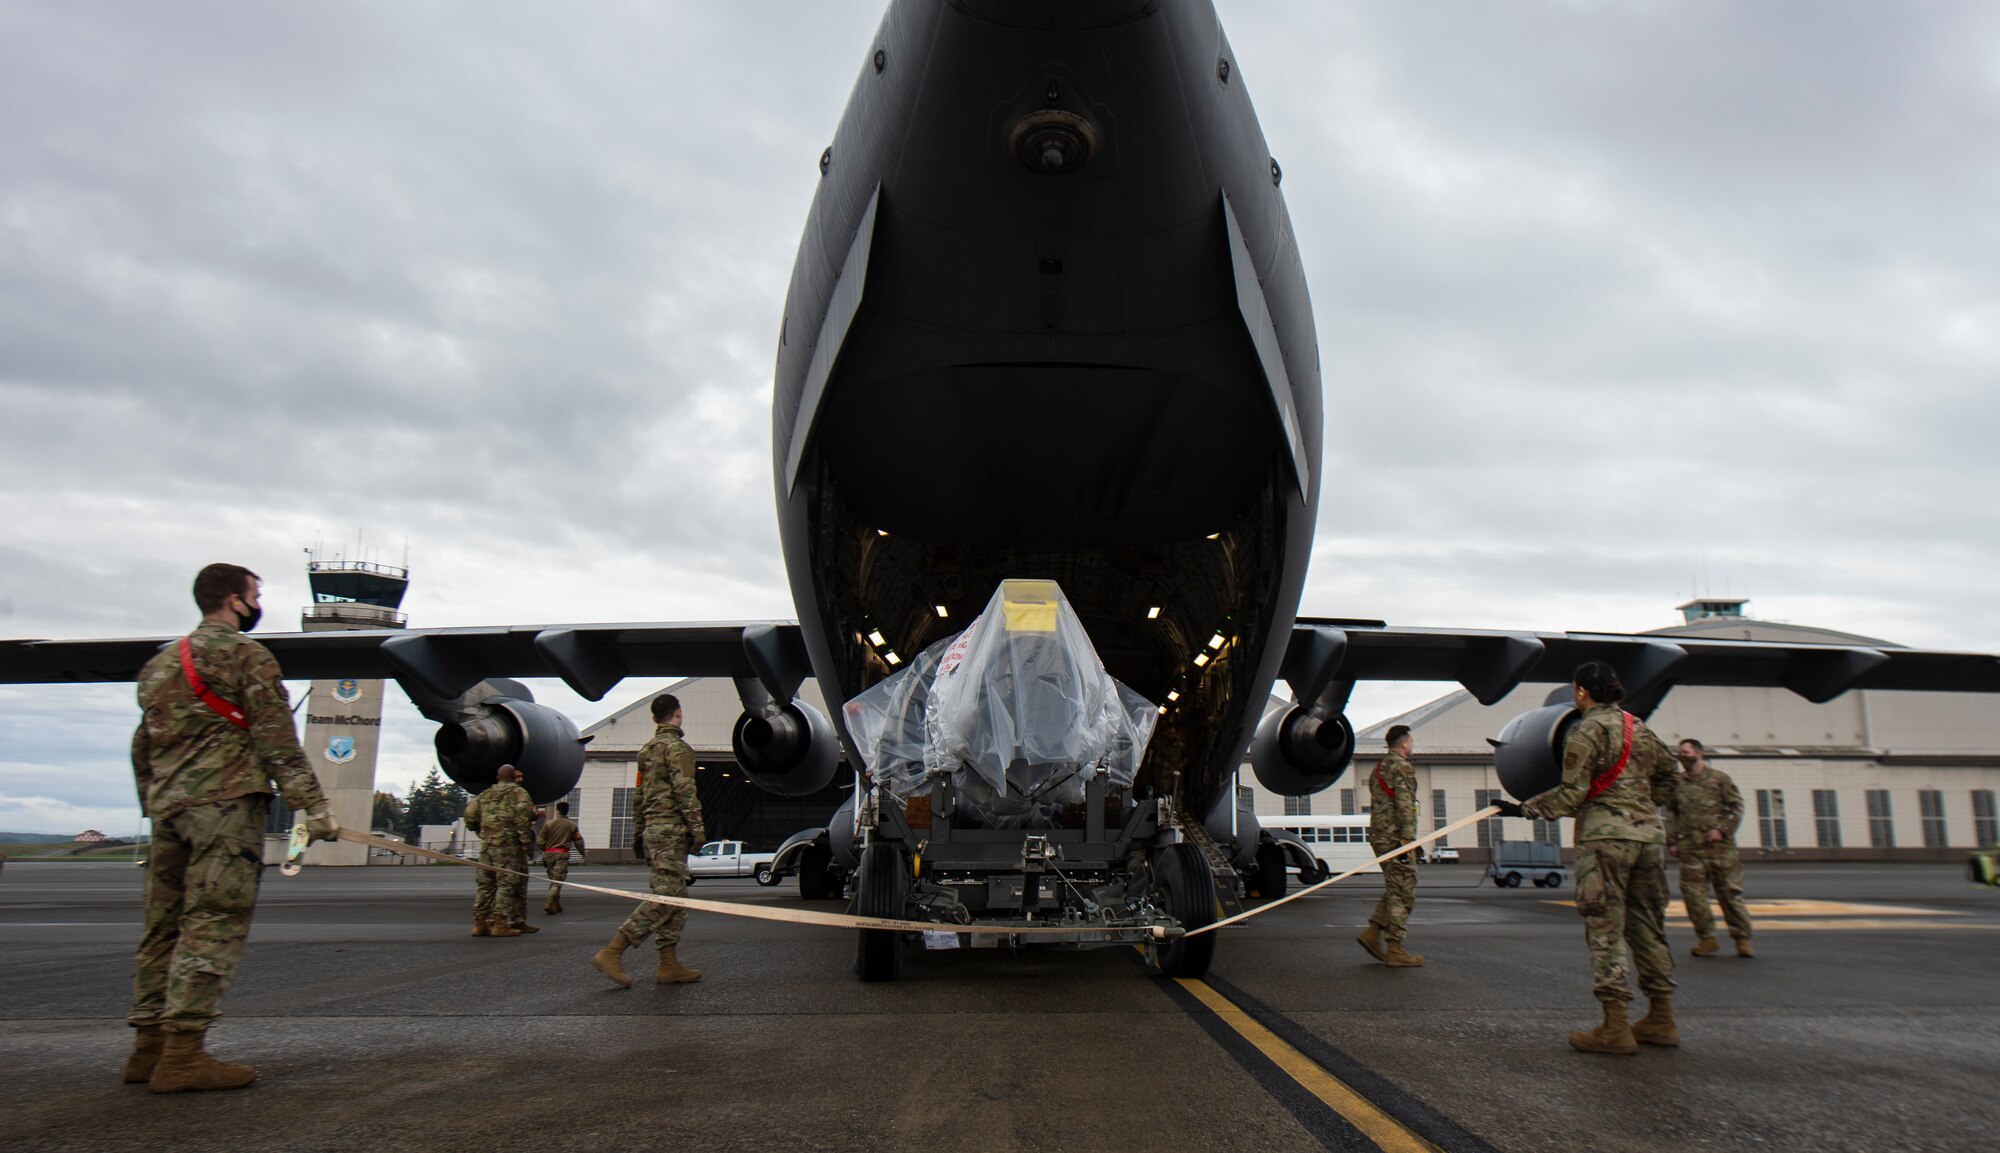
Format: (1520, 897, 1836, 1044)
(1374, 765, 1396, 799)
(178, 637, 249, 730)
(1586, 711, 1635, 799)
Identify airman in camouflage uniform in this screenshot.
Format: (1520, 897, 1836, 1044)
(1670, 739, 1753, 957)
(127, 563, 338, 1092)
(1357, 725, 1424, 967)
(1503, 662, 1679, 1054)
(539, 799, 584, 914)
(593, 694, 705, 987)
(469, 767, 536, 936)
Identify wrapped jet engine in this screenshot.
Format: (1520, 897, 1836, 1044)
(844, 580, 1156, 827)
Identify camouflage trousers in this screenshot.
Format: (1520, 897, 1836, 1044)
(1368, 840, 1417, 943)
(474, 847, 528, 926)
(617, 834, 690, 950)
(1679, 838, 1753, 941)
(1573, 839, 1675, 1006)
(129, 795, 267, 1034)
(542, 849, 571, 899)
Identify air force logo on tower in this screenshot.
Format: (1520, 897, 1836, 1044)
(332, 678, 362, 704)
(326, 736, 356, 764)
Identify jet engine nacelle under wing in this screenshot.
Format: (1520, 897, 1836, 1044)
(1490, 703, 1581, 802)
(731, 696, 840, 797)
(428, 678, 588, 804)
(1249, 704, 1355, 797)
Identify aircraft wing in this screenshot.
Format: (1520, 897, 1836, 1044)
(0, 621, 806, 703)
(1287, 618, 2000, 714)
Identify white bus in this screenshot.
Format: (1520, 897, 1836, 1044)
(1266, 815, 1379, 875)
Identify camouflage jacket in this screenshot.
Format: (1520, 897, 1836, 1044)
(131, 620, 327, 821)
(538, 813, 582, 850)
(1367, 752, 1420, 844)
(1669, 766, 1744, 845)
(637, 723, 704, 849)
(473, 782, 535, 858)
(1523, 705, 1676, 844)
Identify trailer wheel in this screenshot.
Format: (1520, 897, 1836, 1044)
(1152, 843, 1218, 978)
(798, 844, 835, 900)
(1253, 842, 1289, 900)
(854, 843, 906, 982)
(1314, 860, 1332, 883)
(1505, 871, 1523, 888)
(755, 863, 778, 886)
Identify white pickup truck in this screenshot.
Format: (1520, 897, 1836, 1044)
(685, 840, 780, 884)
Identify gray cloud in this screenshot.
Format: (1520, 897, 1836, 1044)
(4, 1, 1997, 831)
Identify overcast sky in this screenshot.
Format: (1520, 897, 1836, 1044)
(4, 1, 1997, 835)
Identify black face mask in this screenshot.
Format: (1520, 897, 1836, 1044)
(235, 600, 262, 633)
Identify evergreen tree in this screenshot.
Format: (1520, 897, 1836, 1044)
(402, 769, 472, 843)
(370, 791, 406, 836)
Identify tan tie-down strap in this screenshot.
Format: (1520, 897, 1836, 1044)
(1180, 806, 1501, 938)
(333, 806, 1499, 941)
(332, 828, 1151, 938)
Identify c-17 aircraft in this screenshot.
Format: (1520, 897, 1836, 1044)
(6, 0, 1997, 981)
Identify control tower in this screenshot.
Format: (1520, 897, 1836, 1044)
(290, 555, 410, 866)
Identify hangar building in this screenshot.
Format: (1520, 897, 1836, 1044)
(1244, 600, 2000, 861)
(563, 678, 853, 862)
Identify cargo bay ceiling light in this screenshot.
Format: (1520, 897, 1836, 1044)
(1208, 634, 1226, 650)
(934, 605, 949, 618)
(1146, 606, 1161, 619)
(867, 630, 886, 647)
(1011, 109, 1097, 174)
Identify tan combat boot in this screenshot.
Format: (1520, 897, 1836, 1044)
(1567, 1002, 1639, 1055)
(148, 1031, 255, 1093)
(1383, 940, 1425, 968)
(543, 895, 559, 915)
(487, 922, 520, 938)
(1734, 937, 1754, 958)
(1356, 923, 1387, 963)
(511, 922, 540, 934)
(122, 1025, 165, 1084)
(471, 918, 491, 937)
(656, 945, 702, 984)
(1691, 936, 1719, 957)
(1631, 997, 1679, 1047)
(592, 931, 634, 988)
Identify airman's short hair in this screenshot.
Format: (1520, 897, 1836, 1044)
(1680, 737, 1704, 752)
(193, 563, 259, 614)
(497, 764, 520, 783)
(556, 801, 570, 816)
(651, 693, 682, 722)
(1386, 724, 1412, 747)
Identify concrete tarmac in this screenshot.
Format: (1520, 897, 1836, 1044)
(3, 860, 1996, 1153)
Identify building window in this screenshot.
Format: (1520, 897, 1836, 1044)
(1532, 817, 1561, 844)
(1919, 790, 1947, 849)
(1475, 788, 1501, 848)
(1431, 789, 1448, 847)
(265, 803, 292, 837)
(1340, 789, 1355, 816)
(1812, 790, 1841, 849)
(1974, 790, 1999, 848)
(609, 786, 635, 852)
(561, 788, 581, 823)
(1755, 789, 1789, 851)
(1866, 790, 1894, 849)
(1283, 794, 1312, 817)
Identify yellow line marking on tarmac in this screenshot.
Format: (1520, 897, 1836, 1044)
(1176, 977, 1443, 1153)
(1545, 899, 1961, 918)
(1738, 919, 2000, 932)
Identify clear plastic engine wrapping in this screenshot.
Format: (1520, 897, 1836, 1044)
(842, 580, 1157, 822)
